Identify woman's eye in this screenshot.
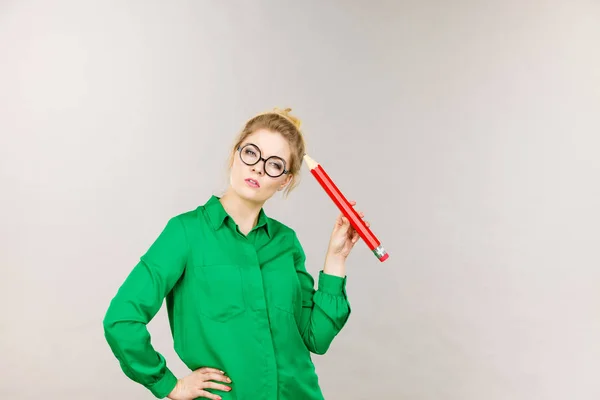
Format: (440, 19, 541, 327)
(270, 162, 282, 170)
(245, 149, 257, 156)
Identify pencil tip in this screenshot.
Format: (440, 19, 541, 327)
(303, 153, 318, 169)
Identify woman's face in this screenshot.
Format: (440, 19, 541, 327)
(229, 129, 293, 204)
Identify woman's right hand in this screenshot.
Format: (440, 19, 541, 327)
(168, 367, 232, 400)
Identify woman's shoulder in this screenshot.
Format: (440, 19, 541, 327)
(265, 216, 300, 241)
(169, 206, 205, 226)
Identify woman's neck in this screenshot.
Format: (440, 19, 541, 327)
(219, 189, 263, 235)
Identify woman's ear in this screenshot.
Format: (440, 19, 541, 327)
(279, 174, 292, 191)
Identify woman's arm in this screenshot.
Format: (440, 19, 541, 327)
(294, 244, 351, 355)
(293, 202, 366, 354)
(103, 216, 188, 398)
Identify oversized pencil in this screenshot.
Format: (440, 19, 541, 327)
(303, 154, 389, 262)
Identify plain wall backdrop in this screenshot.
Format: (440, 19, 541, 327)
(1, 1, 599, 399)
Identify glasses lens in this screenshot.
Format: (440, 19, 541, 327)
(240, 144, 259, 165)
(265, 157, 285, 177)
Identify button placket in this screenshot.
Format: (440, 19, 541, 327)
(242, 242, 267, 313)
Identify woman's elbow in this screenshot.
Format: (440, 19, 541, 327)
(310, 345, 330, 355)
(304, 336, 334, 355)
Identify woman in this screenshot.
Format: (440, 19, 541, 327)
(103, 108, 368, 400)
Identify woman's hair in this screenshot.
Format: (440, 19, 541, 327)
(229, 107, 306, 197)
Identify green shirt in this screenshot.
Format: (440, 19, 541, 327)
(103, 195, 351, 399)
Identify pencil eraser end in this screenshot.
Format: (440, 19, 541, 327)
(379, 253, 389, 262)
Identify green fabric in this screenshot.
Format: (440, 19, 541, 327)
(103, 195, 351, 399)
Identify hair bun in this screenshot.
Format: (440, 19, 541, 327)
(269, 107, 302, 130)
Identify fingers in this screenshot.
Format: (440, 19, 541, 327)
(195, 367, 231, 383)
(349, 225, 360, 244)
(202, 372, 231, 383)
(358, 213, 370, 228)
(335, 214, 348, 230)
(201, 381, 232, 391)
(354, 201, 371, 228)
(195, 389, 225, 400)
(335, 201, 371, 237)
(337, 214, 369, 231)
(192, 368, 232, 399)
(340, 216, 369, 230)
(351, 200, 368, 224)
(197, 367, 225, 375)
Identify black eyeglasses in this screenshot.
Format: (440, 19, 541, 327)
(237, 143, 289, 178)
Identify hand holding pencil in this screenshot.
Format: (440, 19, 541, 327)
(304, 154, 389, 262)
(325, 199, 370, 261)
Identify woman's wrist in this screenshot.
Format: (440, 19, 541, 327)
(323, 253, 346, 277)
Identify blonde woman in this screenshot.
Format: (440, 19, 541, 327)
(103, 108, 367, 400)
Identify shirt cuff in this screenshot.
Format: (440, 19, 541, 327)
(318, 270, 347, 296)
(148, 367, 178, 399)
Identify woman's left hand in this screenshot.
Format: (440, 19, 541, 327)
(325, 200, 369, 261)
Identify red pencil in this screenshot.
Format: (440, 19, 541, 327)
(303, 154, 389, 262)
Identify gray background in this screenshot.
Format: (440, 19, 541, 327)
(1, 1, 599, 399)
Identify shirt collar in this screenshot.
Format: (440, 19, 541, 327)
(204, 195, 271, 238)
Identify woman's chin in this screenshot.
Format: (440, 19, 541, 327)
(234, 185, 269, 203)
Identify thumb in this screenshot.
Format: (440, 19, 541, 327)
(334, 213, 344, 227)
(339, 216, 350, 230)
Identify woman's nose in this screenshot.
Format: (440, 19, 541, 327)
(251, 162, 264, 175)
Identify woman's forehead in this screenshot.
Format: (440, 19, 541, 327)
(244, 129, 291, 159)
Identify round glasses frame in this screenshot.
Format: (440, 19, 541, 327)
(237, 143, 289, 178)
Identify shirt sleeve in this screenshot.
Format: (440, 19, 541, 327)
(292, 232, 351, 355)
(102, 216, 188, 398)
